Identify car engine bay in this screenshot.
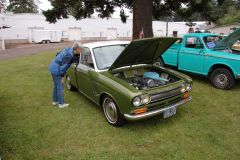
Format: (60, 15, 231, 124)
(113, 67, 180, 90)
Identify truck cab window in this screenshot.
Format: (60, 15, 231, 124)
(80, 47, 95, 69)
(185, 37, 203, 49)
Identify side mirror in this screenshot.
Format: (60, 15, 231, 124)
(77, 64, 90, 73)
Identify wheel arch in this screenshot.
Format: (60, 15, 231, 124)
(208, 64, 234, 76)
(100, 92, 117, 107)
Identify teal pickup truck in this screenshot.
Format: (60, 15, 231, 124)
(158, 29, 240, 89)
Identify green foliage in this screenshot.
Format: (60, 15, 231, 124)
(7, 0, 38, 13)
(0, 51, 239, 159)
(218, 13, 240, 25)
(43, 0, 215, 23)
(216, 0, 240, 25)
(43, 0, 133, 23)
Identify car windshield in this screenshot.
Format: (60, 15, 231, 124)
(93, 44, 127, 70)
(203, 36, 222, 49)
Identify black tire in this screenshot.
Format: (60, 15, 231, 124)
(46, 40, 51, 44)
(65, 75, 77, 91)
(41, 40, 46, 44)
(101, 95, 126, 127)
(210, 68, 235, 90)
(154, 58, 165, 67)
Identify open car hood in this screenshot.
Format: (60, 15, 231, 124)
(109, 37, 179, 70)
(214, 28, 240, 50)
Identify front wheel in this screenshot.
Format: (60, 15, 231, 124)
(102, 96, 126, 127)
(210, 68, 235, 90)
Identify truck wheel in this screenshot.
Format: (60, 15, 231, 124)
(102, 95, 126, 127)
(210, 68, 235, 90)
(154, 58, 165, 67)
(41, 40, 46, 44)
(46, 40, 50, 44)
(65, 75, 77, 91)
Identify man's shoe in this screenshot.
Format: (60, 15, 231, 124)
(58, 103, 69, 108)
(52, 101, 58, 106)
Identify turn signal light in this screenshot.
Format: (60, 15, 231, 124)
(133, 107, 147, 115)
(183, 92, 190, 99)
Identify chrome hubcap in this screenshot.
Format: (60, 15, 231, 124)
(66, 76, 71, 89)
(103, 98, 117, 123)
(154, 61, 162, 67)
(216, 74, 228, 85)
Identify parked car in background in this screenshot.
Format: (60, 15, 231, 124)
(232, 40, 240, 51)
(66, 38, 192, 126)
(157, 29, 240, 90)
(31, 30, 62, 44)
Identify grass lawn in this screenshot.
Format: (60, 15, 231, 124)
(0, 51, 239, 160)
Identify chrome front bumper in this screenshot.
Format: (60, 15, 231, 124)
(124, 96, 192, 121)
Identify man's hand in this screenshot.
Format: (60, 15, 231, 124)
(61, 77, 65, 84)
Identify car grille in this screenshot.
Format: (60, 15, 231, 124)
(150, 87, 181, 103)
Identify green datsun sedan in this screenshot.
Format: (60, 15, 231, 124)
(66, 38, 192, 126)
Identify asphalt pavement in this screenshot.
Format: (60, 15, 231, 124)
(0, 42, 73, 62)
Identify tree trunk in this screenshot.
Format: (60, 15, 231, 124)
(132, 0, 153, 40)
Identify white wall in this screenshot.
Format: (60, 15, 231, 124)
(0, 13, 191, 40)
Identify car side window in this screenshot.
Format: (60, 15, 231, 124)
(185, 37, 203, 49)
(79, 47, 95, 69)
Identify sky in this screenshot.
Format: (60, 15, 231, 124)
(37, 0, 133, 19)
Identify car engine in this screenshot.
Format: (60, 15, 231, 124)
(129, 77, 168, 90)
(128, 72, 171, 90)
(113, 69, 179, 90)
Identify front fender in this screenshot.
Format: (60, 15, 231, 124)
(93, 72, 140, 114)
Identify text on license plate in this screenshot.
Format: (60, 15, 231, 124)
(163, 106, 176, 118)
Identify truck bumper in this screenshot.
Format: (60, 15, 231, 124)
(124, 96, 192, 121)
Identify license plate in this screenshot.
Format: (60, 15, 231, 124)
(163, 106, 176, 118)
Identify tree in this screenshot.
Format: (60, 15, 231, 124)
(7, 0, 39, 13)
(43, 0, 215, 39)
(0, 0, 7, 13)
(216, 0, 240, 25)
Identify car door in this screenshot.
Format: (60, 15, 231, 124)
(178, 36, 205, 74)
(76, 47, 96, 98)
(67, 54, 80, 88)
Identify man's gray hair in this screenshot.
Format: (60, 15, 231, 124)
(72, 42, 83, 50)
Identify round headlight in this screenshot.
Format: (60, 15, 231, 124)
(180, 85, 186, 93)
(142, 95, 151, 104)
(133, 97, 141, 107)
(186, 83, 192, 91)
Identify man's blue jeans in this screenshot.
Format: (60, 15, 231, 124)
(51, 74, 64, 105)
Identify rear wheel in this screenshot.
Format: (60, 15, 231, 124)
(210, 68, 235, 90)
(41, 40, 46, 44)
(46, 40, 51, 44)
(154, 58, 165, 67)
(102, 95, 125, 127)
(65, 75, 77, 91)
